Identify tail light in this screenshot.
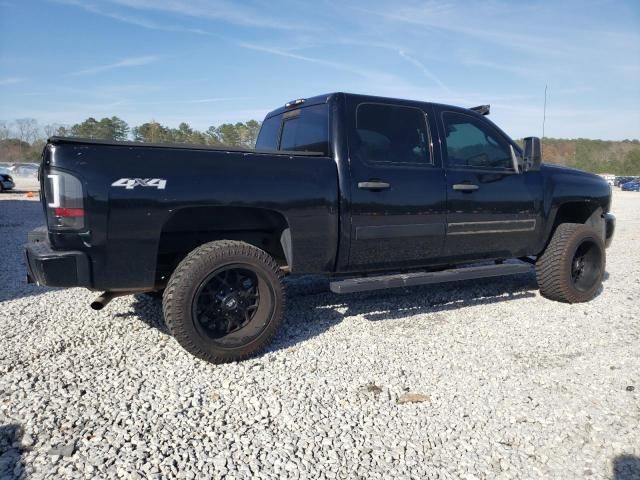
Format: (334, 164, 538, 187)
(44, 170, 85, 230)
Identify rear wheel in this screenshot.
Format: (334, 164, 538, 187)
(163, 240, 285, 363)
(536, 223, 605, 303)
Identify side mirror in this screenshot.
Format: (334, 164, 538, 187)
(523, 137, 542, 171)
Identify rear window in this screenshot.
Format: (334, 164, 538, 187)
(255, 115, 280, 150)
(255, 104, 329, 155)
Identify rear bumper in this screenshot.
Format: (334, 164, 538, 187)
(25, 227, 91, 287)
(604, 213, 615, 248)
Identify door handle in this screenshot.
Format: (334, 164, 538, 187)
(452, 183, 479, 192)
(358, 181, 390, 190)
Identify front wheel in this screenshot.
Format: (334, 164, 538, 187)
(163, 240, 285, 363)
(536, 223, 605, 303)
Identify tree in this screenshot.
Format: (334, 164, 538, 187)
(99, 116, 129, 141)
(623, 149, 640, 175)
(205, 126, 222, 146)
(173, 122, 193, 143)
(0, 138, 31, 162)
(44, 123, 66, 138)
(70, 117, 100, 138)
(132, 121, 171, 143)
(216, 123, 242, 146)
(55, 125, 71, 137)
(244, 120, 261, 147)
(14, 118, 39, 155)
(70, 116, 129, 140)
(0, 120, 10, 141)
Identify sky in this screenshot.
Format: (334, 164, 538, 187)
(0, 0, 639, 140)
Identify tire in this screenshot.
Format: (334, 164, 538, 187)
(163, 240, 285, 363)
(536, 223, 605, 303)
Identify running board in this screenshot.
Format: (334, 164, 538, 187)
(329, 263, 533, 294)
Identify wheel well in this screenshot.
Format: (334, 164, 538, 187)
(155, 206, 289, 286)
(548, 201, 604, 248)
(554, 201, 600, 223)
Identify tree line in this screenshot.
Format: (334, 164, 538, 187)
(0, 116, 262, 163)
(541, 137, 640, 176)
(1, 116, 639, 174)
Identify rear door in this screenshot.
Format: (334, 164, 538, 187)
(435, 108, 543, 260)
(345, 98, 447, 271)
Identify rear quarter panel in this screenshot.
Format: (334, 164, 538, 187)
(47, 143, 339, 290)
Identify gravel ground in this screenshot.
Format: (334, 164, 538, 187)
(1, 190, 638, 480)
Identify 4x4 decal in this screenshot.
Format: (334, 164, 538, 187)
(111, 178, 167, 190)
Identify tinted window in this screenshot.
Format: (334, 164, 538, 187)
(255, 115, 281, 150)
(443, 112, 513, 170)
(279, 104, 329, 154)
(355, 103, 430, 164)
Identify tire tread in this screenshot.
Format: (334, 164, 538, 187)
(536, 223, 604, 303)
(163, 240, 285, 363)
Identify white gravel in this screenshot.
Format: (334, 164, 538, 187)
(1, 190, 638, 480)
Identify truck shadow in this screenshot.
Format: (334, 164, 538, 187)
(613, 455, 640, 480)
(130, 271, 541, 352)
(0, 423, 26, 480)
(267, 272, 539, 352)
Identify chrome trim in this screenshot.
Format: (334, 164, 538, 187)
(447, 219, 536, 235)
(47, 174, 61, 208)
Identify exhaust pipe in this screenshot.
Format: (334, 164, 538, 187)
(90, 291, 131, 310)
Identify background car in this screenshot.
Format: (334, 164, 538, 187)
(621, 180, 640, 191)
(615, 176, 633, 187)
(9, 164, 39, 177)
(0, 166, 15, 192)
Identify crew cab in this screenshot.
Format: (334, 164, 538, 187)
(25, 93, 615, 363)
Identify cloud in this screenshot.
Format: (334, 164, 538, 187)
(238, 43, 368, 77)
(109, 0, 316, 31)
(238, 43, 420, 90)
(457, 56, 530, 78)
(53, 0, 212, 35)
(70, 56, 161, 76)
(398, 50, 451, 94)
(54, 0, 319, 38)
(363, 1, 640, 63)
(123, 96, 257, 106)
(0, 77, 24, 86)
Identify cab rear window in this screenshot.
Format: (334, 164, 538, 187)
(256, 104, 329, 155)
(255, 115, 280, 150)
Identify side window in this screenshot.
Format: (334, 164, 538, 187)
(255, 115, 281, 150)
(355, 103, 431, 165)
(279, 104, 329, 155)
(442, 112, 513, 170)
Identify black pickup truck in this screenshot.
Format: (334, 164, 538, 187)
(25, 92, 615, 363)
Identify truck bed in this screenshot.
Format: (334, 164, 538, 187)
(48, 136, 326, 156)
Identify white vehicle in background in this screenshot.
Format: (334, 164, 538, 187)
(599, 174, 615, 186)
(8, 163, 39, 177)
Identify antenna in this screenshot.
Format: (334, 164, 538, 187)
(542, 84, 548, 140)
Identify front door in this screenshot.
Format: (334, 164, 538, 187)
(436, 109, 543, 261)
(346, 100, 447, 271)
